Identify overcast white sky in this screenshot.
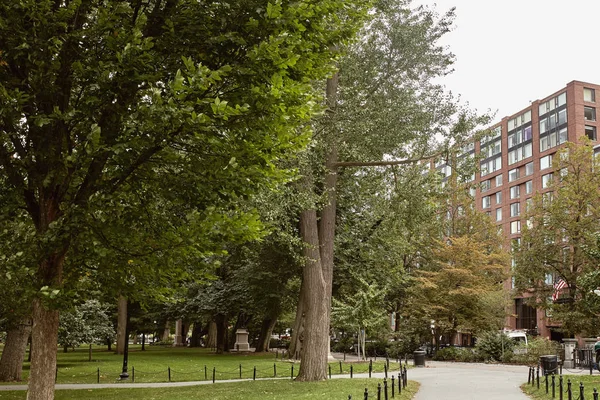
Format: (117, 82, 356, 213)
(414, 0, 600, 121)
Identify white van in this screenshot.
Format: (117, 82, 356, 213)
(506, 331, 528, 354)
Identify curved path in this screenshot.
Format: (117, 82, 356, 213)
(407, 361, 530, 400)
(0, 361, 531, 399)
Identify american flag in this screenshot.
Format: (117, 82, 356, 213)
(552, 278, 568, 301)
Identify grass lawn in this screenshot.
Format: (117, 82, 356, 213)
(521, 374, 600, 399)
(0, 345, 403, 385)
(0, 378, 420, 400)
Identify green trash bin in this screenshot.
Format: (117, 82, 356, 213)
(413, 350, 426, 367)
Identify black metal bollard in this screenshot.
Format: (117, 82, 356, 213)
(253, 366, 256, 381)
(377, 383, 381, 400)
(351, 365, 353, 378)
(403, 366, 407, 388)
(384, 364, 388, 379)
(340, 361, 343, 374)
(97, 368, 100, 384)
(291, 365, 294, 379)
(552, 374, 556, 398)
(364, 388, 369, 400)
(560, 375, 563, 400)
(348, 396, 352, 400)
(205, 365, 207, 380)
(132, 367, 134, 383)
(168, 367, 171, 382)
(384, 378, 389, 400)
(580, 382, 585, 400)
(594, 388, 599, 400)
(528, 367, 531, 384)
(274, 363, 277, 377)
(212, 367, 215, 383)
(344, 351, 346, 361)
(568, 379, 572, 400)
(391, 376, 395, 398)
(545, 374, 548, 394)
(398, 373, 402, 394)
(55, 366, 58, 383)
(329, 365, 332, 379)
(537, 366, 540, 389)
(369, 360, 372, 378)
(240, 364, 242, 379)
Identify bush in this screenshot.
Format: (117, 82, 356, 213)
(433, 346, 480, 362)
(365, 339, 389, 357)
(331, 336, 354, 353)
(475, 331, 514, 362)
(512, 336, 559, 365)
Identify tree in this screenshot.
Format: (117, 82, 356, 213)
(332, 277, 388, 360)
(405, 175, 509, 350)
(513, 140, 600, 335)
(291, 0, 487, 380)
(0, 1, 366, 398)
(57, 300, 115, 361)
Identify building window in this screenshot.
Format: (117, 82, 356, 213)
(510, 203, 520, 217)
(540, 128, 568, 152)
(586, 125, 597, 141)
(469, 187, 476, 198)
(508, 110, 532, 131)
(540, 154, 553, 170)
(480, 156, 502, 177)
(525, 162, 534, 176)
(481, 139, 502, 158)
(525, 180, 533, 194)
(496, 208, 502, 221)
(542, 173, 553, 188)
(539, 92, 567, 115)
(482, 196, 491, 209)
(511, 220, 521, 234)
(481, 179, 491, 192)
(510, 185, 520, 199)
(584, 88, 596, 102)
(508, 168, 519, 182)
(508, 143, 532, 165)
(496, 192, 502, 204)
(495, 174, 503, 187)
(585, 106, 596, 121)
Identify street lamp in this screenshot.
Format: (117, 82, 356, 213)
(119, 302, 130, 380)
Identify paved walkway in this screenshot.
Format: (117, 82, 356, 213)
(0, 361, 531, 399)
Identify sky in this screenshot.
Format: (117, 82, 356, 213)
(414, 0, 600, 121)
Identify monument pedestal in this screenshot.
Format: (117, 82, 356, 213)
(563, 339, 577, 368)
(234, 329, 250, 351)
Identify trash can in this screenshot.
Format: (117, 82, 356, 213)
(413, 350, 426, 367)
(540, 355, 558, 375)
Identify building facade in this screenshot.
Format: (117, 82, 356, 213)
(470, 80, 600, 340)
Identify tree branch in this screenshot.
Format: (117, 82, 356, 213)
(332, 150, 443, 168)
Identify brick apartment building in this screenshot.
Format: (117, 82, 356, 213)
(435, 80, 600, 343)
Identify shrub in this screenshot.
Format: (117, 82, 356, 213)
(512, 336, 560, 365)
(475, 331, 514, 362)
(331, 336, 354, 353)
(433, 346, 480, 362)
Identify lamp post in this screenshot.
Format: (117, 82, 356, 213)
(119, 301, 130, 380)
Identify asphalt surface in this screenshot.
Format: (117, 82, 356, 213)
(0, 360, 533, 399)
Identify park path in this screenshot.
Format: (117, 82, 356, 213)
(0, 361, 532, 399)
(407, 361, 530, 400)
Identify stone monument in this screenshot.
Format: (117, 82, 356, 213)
(234, 328, 250, 351)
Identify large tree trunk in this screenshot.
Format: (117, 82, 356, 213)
(161, 321, 171, 342)
(297, 74, 339, 381)
(254, 317, 277, 353)
(189, 321, 206, 348)
(27, 298, 60, 400)
(215, 314, 228, 354)
(206, 321, 217, 349)
(115, 295, 127, 355)
(0, 320, 32, 382)
(296, 210, 329, 381)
